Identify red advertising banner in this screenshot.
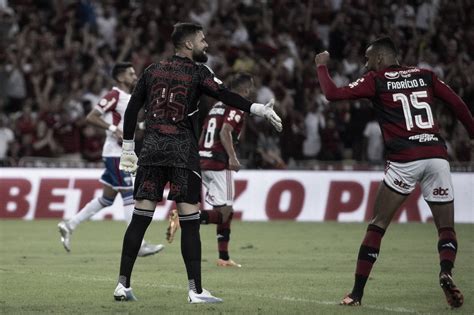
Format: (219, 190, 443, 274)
(1, 169, 472, 222)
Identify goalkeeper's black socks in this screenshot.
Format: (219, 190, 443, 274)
(180, 212, 202, 294)
(118, 209, 153, 288)
(351, 224, 385, 299)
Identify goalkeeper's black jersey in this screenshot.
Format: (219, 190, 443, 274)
(122, 55, 252, 172)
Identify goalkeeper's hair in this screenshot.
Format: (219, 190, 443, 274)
(171, 22, 203, 49)
(112, 62, 133, 81)
(228, 72, 253, 91)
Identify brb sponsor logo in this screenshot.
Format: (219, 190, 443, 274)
(433, 187, 449, 197)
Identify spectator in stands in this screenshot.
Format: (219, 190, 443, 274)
(319, 115, 343, 161)
(256, 123, 286, 169)
(4, 47, 27, 113)
(31, 120, 58, 157)
(363, 113, 384, 164)
(0, 114, 14, 159)
(303, 102, 325, 160)
(81, 125, 103, 162)
(279, 90, 305, 164)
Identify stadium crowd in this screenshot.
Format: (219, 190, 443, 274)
(1, 0, 472, 168)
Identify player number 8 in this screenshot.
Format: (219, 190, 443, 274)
(204, 117, 217, 148)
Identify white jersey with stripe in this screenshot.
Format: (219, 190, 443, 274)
(94, 86, 131, 157)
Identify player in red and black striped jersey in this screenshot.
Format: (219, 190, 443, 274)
(199, 73, 248, 171)
(114, 23, 282, 303)
(197, 73, 252, 268)
(199, 101, 246, 169)
(315, 37, 471, 308)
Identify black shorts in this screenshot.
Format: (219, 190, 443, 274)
(134, 166, 201, 204)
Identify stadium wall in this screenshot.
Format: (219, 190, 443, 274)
(1, 168, 473, 223)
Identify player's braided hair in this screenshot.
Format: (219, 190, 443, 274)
(171, 22, 203, 49)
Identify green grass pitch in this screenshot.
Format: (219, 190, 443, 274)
(0, 220, 472, 314)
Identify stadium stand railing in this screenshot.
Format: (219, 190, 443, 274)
(16, 157, 102, 169)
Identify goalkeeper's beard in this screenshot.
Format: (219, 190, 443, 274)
(193, 49, 208, 63)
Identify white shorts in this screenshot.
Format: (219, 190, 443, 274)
(384, 158, 454, 203)
(202, 170, 234, 207)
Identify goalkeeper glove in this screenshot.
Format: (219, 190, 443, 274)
(250, 98, 283, 132)
(119, 140, 138, 174)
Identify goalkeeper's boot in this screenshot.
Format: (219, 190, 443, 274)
(138, 241, 164, 257)
(166, 209, 180, 243)
(340, 293, 361, 306)
(114, 283, 138, 301)
(188, 288, 223, 304)
(217, 259, 241, 268)
(439, 272, 463, 308)
(57, 221, 72, 252)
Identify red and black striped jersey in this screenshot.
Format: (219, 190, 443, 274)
(199, 102, 245, 170)
(317, 65, 474, 162)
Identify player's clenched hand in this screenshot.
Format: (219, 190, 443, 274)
(250, 99, 283, 132)
(315, 51, 330, 66)
(119, 140, 138, 174)
(228, 156, 241, 172)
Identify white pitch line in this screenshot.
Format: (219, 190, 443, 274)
(5, 269, 425, 314)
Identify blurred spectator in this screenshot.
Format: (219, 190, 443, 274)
(418, 50, 444, 78)
(256, 127, 286, 170)
(255, 76, 275, 104)
(416, 0, 439, 32)
(279, 91, 305, 164)
(347, 101, 372, 161)
(82, 76, 107, 110)
(392, 0, 416, 29)
(189, 0, 218, 29)
(96, 5, 117, 50)
(54, 106, 83, 160)
(0, 114, 14, 158)
(319, 115, 343, 161)
(363, 115, 384, 164)
(31, 120, 58, 157)
(81, 125, 103, 162)
(230, 14, 249, 47)
(5, 48, 27, 113)
(0, 5, 18, 42)
(302, 102, 325, 159)
(332, 63, 350, 87)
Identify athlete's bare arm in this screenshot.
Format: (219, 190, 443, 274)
(315, 51, 375, 100)
(86, 109, 123, 140)
(220, 122, 240, 171)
